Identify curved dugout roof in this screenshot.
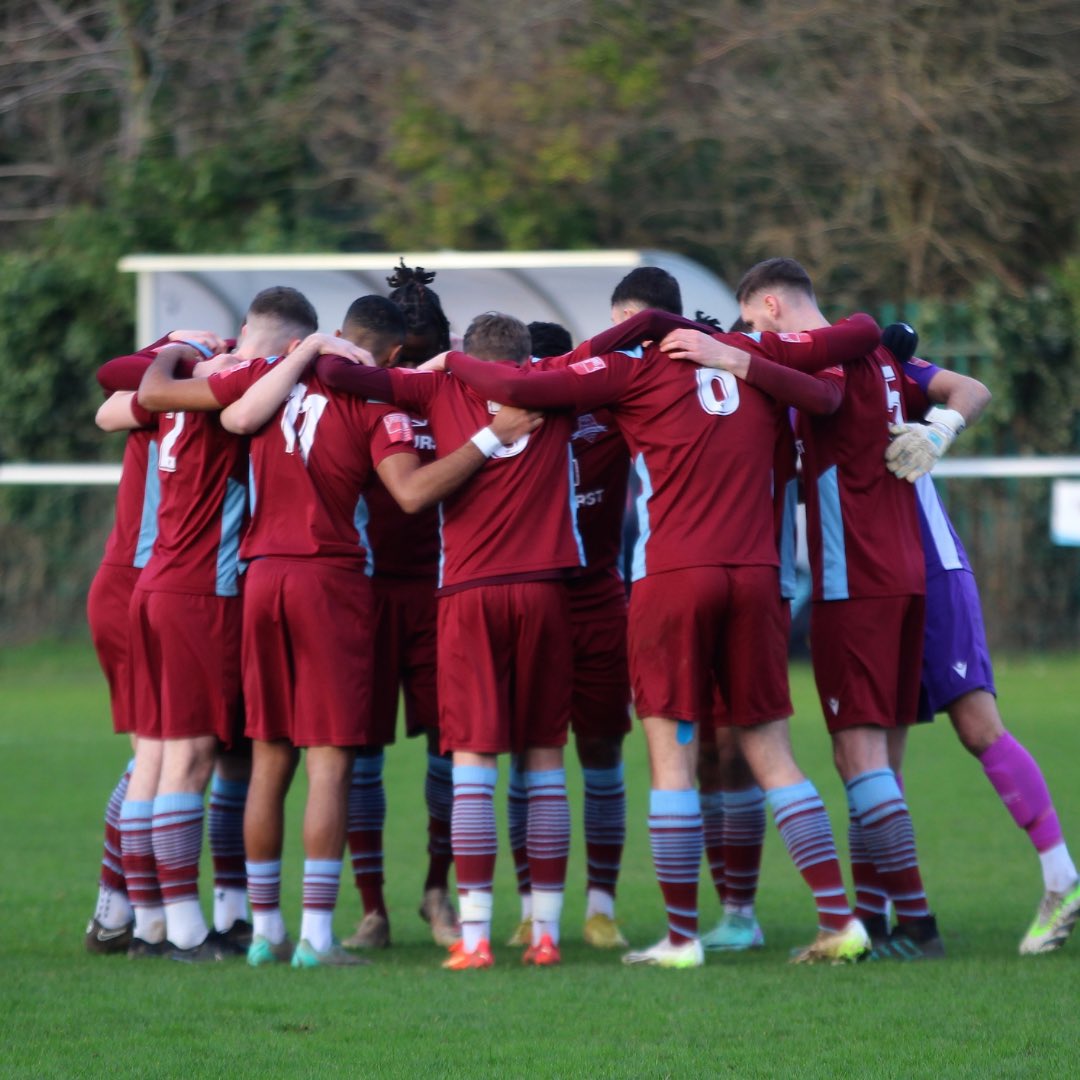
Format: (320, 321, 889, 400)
(118, 250, 739, 348)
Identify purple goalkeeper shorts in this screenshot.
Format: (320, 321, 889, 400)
(918, 568, 996, 721)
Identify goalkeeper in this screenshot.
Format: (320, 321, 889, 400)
(882, 322, 1080, 957)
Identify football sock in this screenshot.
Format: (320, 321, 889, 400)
(700, 790, 726, 901)
(153, 792, 208, 949)
(526, 768, 570, 945)
(96, 762, 133, 928)
(582, 763, 625, 910)
(980, 732, 1076, 888)
(208, 773, 249, 932)
(507, 762, 531, 898)
(847, 800, 889, 923)
(423, 753, 454, 891)
(586, 887, 614, 920)
(119, 798, 164, 942)
(1039, 844, 1079, 894)
(649, 788, 702, 945)
(766, 780, 851, 933)
(99, 762, 131, 896)
(846, 769, 931, 922)
(452, 765, 498, 947)
(347, 752, 387, 916)
(301, 858, 342, 953)
(247, 860, 286, 944)
(722, 785, 766, 915)
(460, 890, 493, 952)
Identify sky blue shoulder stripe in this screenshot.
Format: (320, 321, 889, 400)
(134, 440, 160, 569)
(631, 452, 654, 582)
(818, 466, 849, 600)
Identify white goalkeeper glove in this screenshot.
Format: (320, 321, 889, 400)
(885, 407, 966, 482)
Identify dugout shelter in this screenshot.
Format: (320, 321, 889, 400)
(118, 249, 739, 347)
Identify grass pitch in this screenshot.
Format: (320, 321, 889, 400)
(2, 642, 1079, 1078)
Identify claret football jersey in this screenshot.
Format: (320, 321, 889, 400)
(208, 359, 417, 567)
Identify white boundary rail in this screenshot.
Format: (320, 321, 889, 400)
(5, 458, 1080, 486)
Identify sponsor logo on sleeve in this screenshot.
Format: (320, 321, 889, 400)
(383, 412, 415, 444)
(778, 332, 813, 343)
(570, 357, 607, 374)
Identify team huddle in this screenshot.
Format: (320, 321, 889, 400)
(83, 258, 1080, 970)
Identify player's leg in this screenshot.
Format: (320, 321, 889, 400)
(723, 567, 860, 962)
(514, 582, 573, 966)
(521, 744, 569, 965)
(736, 720, 865, 962)
(577, 732, 628, 947)
(290, 744, 369, 967)
(699, 726, 766, 951)
(623, 569, 719, 968)
(344, 578, 397, 947)
(397, 586, 461, 946)
(505, 754, 533, 944)
(950, 692, 1080, 952)
(209, 747, 251, 944)
(437, 589, 506, 969)
(344, 745, 390, 948)
(155, 734, 218, 952)
(120, 736, 167, 954)
(924, 570, 1079, 952)
(86, 564, 142, 951)
(120, 584, 168, 954)
(834, 726, 939, 959)
(570, 602, 631, 948)
(150, 589, 244, 959)
(244, 737, 299, 965)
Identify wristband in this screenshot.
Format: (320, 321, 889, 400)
(176, 338, 214, 359)
(925, 407, 966, 451)
(470, 426, 503, 458)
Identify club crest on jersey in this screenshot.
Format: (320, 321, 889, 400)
(778, 332, 813, 343)
(827, 697, 840, 716)
(383, 413, 415, 444)
(952, 661, 968, 678)
(570, 356, 606, 374)
(573, 413, 608, 443)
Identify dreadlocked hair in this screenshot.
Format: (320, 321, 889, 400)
(386, 259, 451, 352)
(693, 310, 726, 332)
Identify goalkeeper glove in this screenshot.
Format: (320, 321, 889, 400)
(885, 408, 966, 482)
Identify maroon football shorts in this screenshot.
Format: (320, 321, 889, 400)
(810, 594, 925, 733)
(437, 581, 572, 755)
(129, 584, 242, 745)
(628, 565, 792, 727)
(569, 600, 632, 740)
(242, 557, 375, 748)
(87, 563, 141, 735)
(369, 575, 438, 745)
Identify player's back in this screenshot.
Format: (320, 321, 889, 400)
(139, 409, 247, 597)
(598, 345, 780, 580)
(235, 366, 412, 566)
(796, 346, 924, 600)
(430, 372, 583, 591)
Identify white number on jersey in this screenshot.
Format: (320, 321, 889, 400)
(881, 363, 903, 427)
(158, 411, 186, 473)
(696, 368, 741, 416)
(281, 383, 329, 465)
